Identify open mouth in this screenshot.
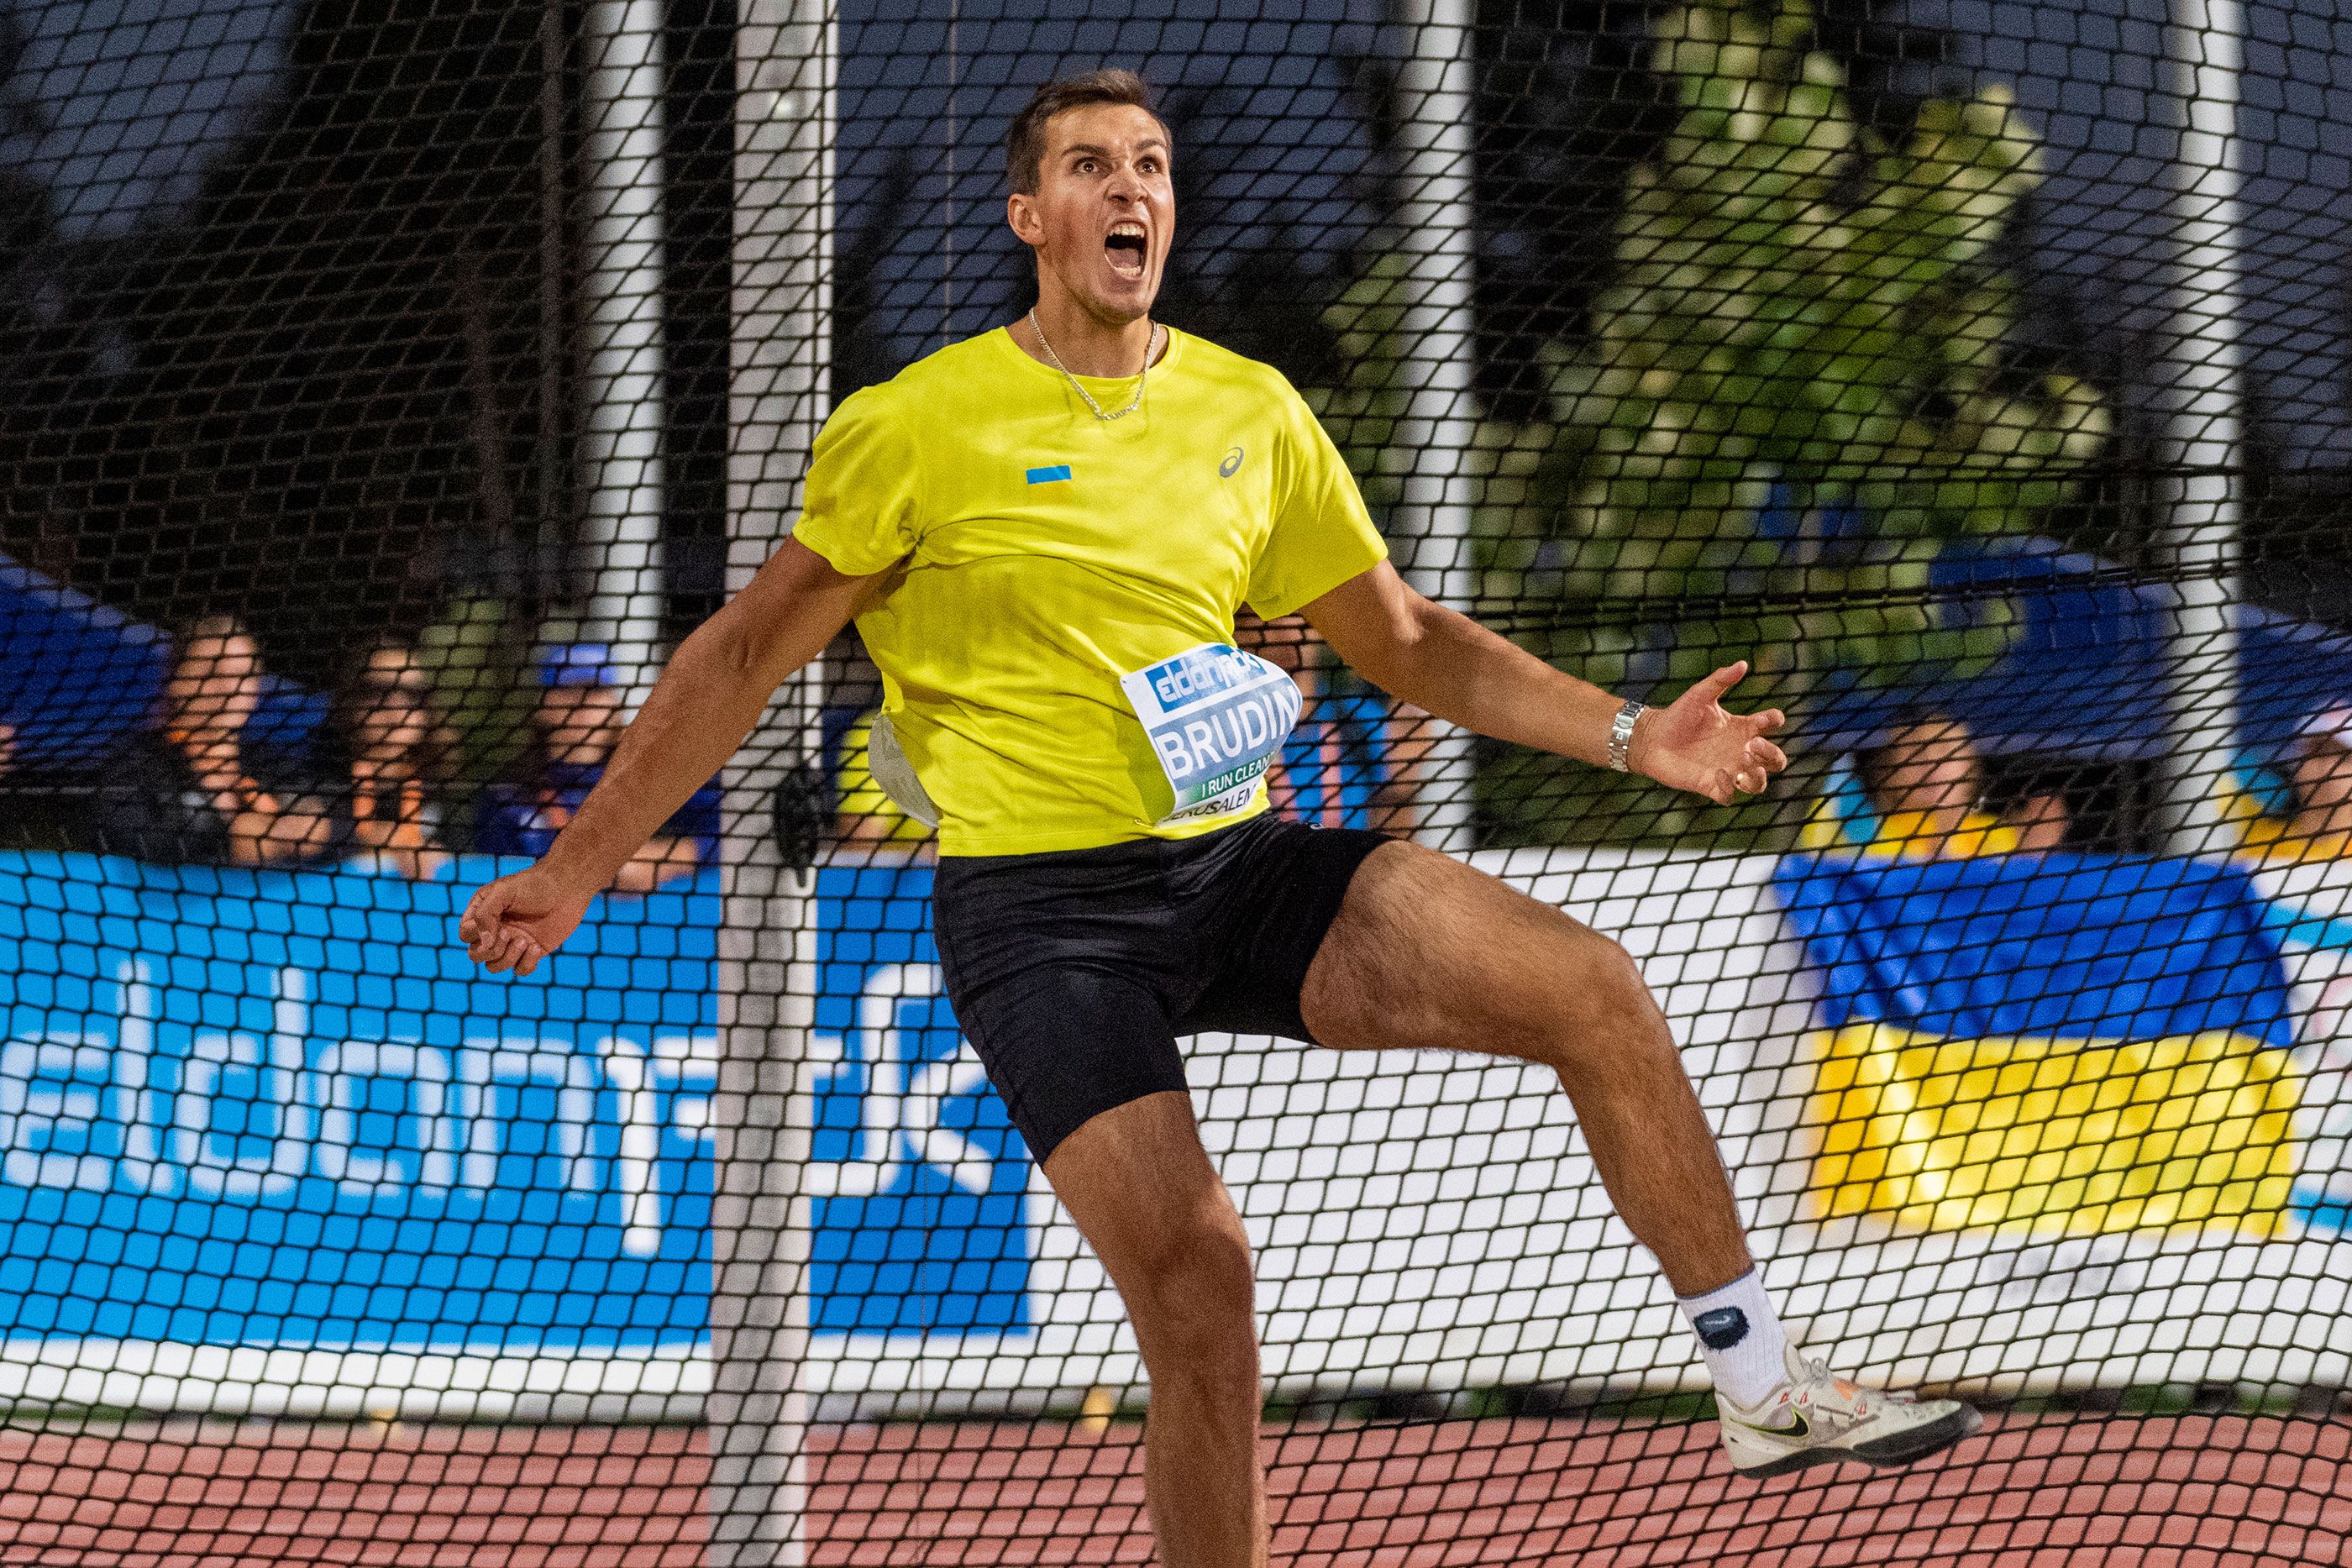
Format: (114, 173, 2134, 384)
(1105, 224, 1147, 279)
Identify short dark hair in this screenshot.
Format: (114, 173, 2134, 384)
(178, 612, 249, 647)
(1005, 69, 1165, 195)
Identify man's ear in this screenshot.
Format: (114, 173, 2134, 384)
(1006, 191, 1042, 249)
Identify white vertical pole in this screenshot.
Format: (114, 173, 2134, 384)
(1392, 0, 1482, 852)
(709, 3, 832, 1565)
(2155, 0, 2244, 857)
(581, 0, 670, 696)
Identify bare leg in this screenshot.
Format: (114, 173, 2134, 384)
(1301, 841, 1752, 1295)
(1042, 1091, 1268, 1568)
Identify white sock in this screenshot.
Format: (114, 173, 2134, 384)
(1677, 1266, 1790, 1410)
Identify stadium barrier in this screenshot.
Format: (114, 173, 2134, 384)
(8, 843, 2345, 1424)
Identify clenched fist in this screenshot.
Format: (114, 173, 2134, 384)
(459, 865, 597, 977)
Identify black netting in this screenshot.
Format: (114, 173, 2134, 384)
(2, 1, 2348, 1562)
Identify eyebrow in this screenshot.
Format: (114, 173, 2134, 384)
(1061, 139, 1171, 160)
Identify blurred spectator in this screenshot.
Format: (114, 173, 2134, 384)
(2236, 706, 2352, 865)
(82, 615, 339, 867)
(328, 637, 455, 879)
(1238, 613, 1418, 834)
(473, 642, 718, 891)
(1848, 714, 2022, 861)
(2002, 786, 2072, 853)
(835, 707, 936, 850)
(0, 720, 21, 839)
(1987, 757, 2081, 853)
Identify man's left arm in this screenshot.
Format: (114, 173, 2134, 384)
(1299, 561, 1788, 805)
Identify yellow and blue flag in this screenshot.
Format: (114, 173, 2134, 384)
(1773, 852, 2304, 1240)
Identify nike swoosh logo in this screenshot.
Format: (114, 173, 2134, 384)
(1728, 1409, 1809, 1440)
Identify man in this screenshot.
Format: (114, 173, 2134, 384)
(462, 71, 1979, 1565)
(472, 642, 717, 890)
(333, 637, 454, 880)
(1847, 712, 2023, 859)
(86, 614, 337, 868)
(2235, 705, 2352, 864)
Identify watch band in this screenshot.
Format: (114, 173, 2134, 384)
(1608, 698, 1646, 774)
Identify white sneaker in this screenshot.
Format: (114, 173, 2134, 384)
(1716, 1345, 1982, 1478)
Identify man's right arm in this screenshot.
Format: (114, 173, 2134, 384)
(460, 537, 883, 973)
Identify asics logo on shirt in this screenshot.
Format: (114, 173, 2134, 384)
(1220, 446, 1245, 477)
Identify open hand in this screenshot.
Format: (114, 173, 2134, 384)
(1630, 661, 1788, 805)
(459, 865, 596, 977)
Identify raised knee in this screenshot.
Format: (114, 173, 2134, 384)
(1446, 894, 1651, 1030)
(1580, 932, 1650, 1013)
(1520, 930, 1661, 1060)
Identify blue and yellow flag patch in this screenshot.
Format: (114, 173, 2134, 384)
(1775, 852, 2303, 1240)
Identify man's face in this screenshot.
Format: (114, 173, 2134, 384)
(354, 647, 435, 758)
(1873, 720, 1981, 816)
(2296, 738, 2352, 814)
(1007, 102, 1173, 327)
(168, 632, 264, 736)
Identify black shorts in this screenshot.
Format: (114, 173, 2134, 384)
(932, 814, 1393, 1164)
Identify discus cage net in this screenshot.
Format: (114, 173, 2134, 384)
(0, 1, 2347, 1563)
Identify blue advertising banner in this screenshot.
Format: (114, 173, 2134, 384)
(806, 863, 1032, 1335)
(0, 853, 1030, 1353)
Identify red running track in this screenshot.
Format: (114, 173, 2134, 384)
(2, 1413, 2344, 1567)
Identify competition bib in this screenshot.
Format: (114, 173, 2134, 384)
(1120, 643, 1303, 825)
(865, 711, 942, 827)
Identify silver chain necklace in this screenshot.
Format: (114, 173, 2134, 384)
(1028, 309, 1159, 421)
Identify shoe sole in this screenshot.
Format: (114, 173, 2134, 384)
(1730, 1403, 1983, 1480)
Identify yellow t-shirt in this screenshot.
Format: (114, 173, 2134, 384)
(1865, 810, 2020, 861)
(792, 327, 1388, 856)
(836, 712, 932, 842)
(2229, 811, 2352, 867)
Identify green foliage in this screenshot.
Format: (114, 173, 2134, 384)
(416, 596, 539, 792)
(1318, 0, 2112, 846)
(1299, 247, 1420, 523)
(1534, 0, 2108, 669)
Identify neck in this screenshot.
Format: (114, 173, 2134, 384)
(2292, 802, 2352, 840)
(1018, 293, 1160, 378)
(1887, 803, 1971, 843)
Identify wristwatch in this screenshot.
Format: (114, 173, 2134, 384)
(1608, 698, 1646, 774)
